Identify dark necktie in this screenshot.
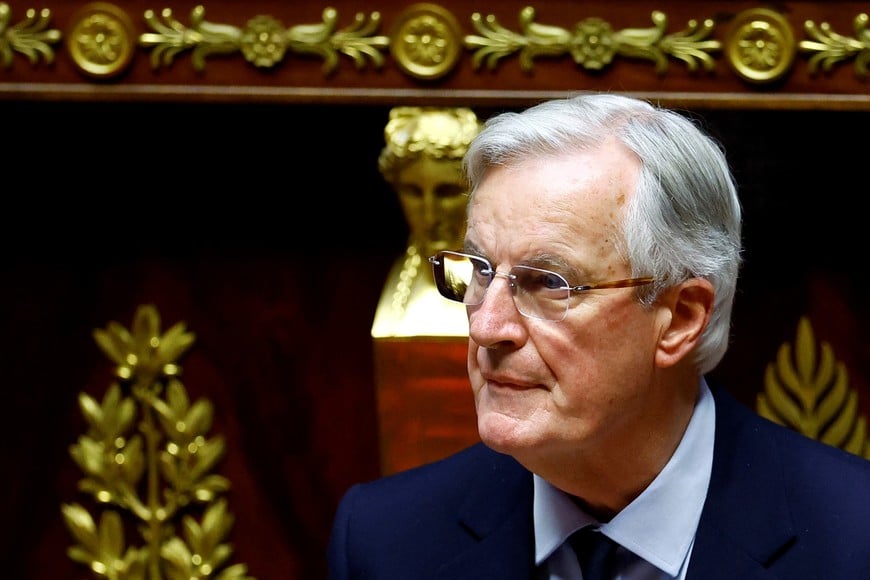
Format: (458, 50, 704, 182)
(569, 527, 618, 580)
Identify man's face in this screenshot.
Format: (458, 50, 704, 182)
(463, 140, 668, 470)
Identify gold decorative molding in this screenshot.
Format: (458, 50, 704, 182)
(757, 316, 870, 459)
(800, 12, 870, 78)
(139, 5, 389, 74)
(61, 304, 254, 579)
(464, 7, 720, 75)
(4, 2, 870, 91)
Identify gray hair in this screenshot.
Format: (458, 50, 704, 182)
(463, 93, 742, 374)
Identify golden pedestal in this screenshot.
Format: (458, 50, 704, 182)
(370, 251, 479, 475)
(373, 337, 478, 475)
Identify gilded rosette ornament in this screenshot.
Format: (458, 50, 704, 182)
(390, 3, 463, 80)
(757, 316, 870, 459)
(61, 304, 254, 579)
(139, 5, 389, 73)
(0, 2, 61, 68)
(67, 2, 136, 78)
(464, 7, 720, 75)
(725, 8, 796, 84)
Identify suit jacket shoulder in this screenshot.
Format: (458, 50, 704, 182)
(328, 443, 535, 580)
(689, 382, 870, 579)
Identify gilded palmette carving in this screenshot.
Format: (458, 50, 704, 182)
(0, 2, 61, 68)
(139, 5, 389, 73)
(725, 8, 796, 83)
(61, 305, 254, 579)
(757, 316, 870, 459)
(800, 13, 870, 78)
(464, 7, 720, 75)
(288, 9, 388, 72)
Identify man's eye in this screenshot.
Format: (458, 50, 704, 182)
(539, 272, 567, 290)
(517, 269, 566, 291)
(471, 260, 491, 275)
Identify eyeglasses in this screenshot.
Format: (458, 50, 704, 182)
(428, 250, 655, 322)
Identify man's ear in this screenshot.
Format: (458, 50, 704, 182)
(655, 278, 714, 368)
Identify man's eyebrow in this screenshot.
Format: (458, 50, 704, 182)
(462, 240, 483, 255)
(458, 243, 581, 276)
(524, 253, 576, 274)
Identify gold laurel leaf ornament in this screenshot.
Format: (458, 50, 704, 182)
(757, 316, 870, 458)
(62, 304, 253, 579)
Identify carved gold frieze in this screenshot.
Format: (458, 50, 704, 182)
(0, 3, 61, 68)
(725, 8, 795, 84)
(139, 5, 389, 73)
(464, 7, 720, 75)
(5, 2, 870, 87)
(757, 316, 870, 459)
(61, 304, 253, 579)
(800, 12, 870, 78)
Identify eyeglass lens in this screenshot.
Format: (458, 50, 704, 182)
(432, 251, 571, 321)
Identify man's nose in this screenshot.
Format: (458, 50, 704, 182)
(467, 272, 527, 348)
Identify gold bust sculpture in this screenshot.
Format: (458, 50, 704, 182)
(371, 106, 482, 338)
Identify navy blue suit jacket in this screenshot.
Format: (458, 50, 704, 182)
(328, 383, 870, 579)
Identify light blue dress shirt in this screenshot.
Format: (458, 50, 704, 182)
(534, 379, 715, 579)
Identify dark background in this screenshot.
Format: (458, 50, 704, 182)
(2, 101, 868, 578)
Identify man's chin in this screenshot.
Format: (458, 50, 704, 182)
(477, 411, 534, 454)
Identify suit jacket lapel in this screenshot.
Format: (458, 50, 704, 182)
(437, 450, 536, 580)
(688, 385, 795, 579)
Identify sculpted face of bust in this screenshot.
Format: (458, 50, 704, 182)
(394, 154, 468, 259)
(379, 107, 482, 259)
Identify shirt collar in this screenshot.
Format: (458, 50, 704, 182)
(534, 378, 715, 576)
